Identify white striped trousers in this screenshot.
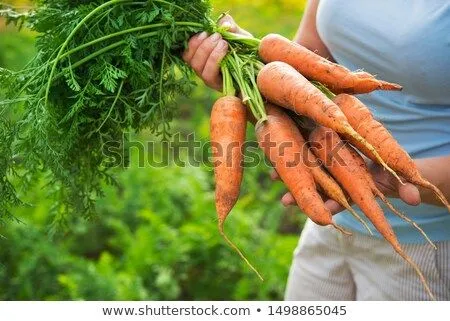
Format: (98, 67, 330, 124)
(285, 219, 450, 300)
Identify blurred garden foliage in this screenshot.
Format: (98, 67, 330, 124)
(0, 0, 306, 300)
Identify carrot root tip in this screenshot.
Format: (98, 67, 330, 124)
(219, 224, 264, 281)
(419, 179, 450, 215)
(379, 81, 403, 91)
(400, 252, 436, 301)
(332, 223, 352, 236)
(347, 207, 373, 236)
(377, 191, 436, 250)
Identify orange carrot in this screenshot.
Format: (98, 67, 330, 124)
(211, 96, 246, 227)
(310, 125, 434, 246)
(210, 96, 262, 280)
(255, 112, 350, 235)
(262, 104, 372, 233)
(304, 146, 373, 235)
(334, 93, 450, 213)
(310, 126, 435, 300)
(258, 34, 402, 94)
(257, 61, 403, 184)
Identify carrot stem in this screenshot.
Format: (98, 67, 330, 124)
(221, 65, 236, 97)
(312, 81, 336, 100)
(221, 31, 261, 49)
(224, 52, 267, 121)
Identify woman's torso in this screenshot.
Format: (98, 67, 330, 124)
(316, 0, 450, 242)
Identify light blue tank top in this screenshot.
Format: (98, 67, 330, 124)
(316, 0, 450, 243)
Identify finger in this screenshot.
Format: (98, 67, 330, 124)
(182, 31, 208, 62)
(190, 33, 222, 77)
(398, 182, 421, 206)
(218, 14, 239, 33)
(218, 14, 252, 37)
(202, 40, 228, 90)
(281, 192, 296, 207)
(324, 199, 345, 215)
(270, 170, 280, 181)
(281, 191, 345, 214)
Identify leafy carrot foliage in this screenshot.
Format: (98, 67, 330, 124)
(0, 0, 213, 224)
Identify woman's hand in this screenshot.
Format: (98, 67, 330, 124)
(274, 160, 421, 214)
(182, 15, 252, 91)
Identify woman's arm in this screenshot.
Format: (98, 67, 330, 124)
(293, 0, 333, 60)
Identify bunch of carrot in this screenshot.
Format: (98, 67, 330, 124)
(209, 34, 449, 300)
(3, 1, 445, 299)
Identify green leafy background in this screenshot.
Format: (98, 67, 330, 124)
(0, 0, 306, 300)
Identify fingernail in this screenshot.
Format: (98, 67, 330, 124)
(198, 31, 208, 40)
(218, 40, 228, 49)
(210, 33, 221, 42)
(221, 21, 232, 30)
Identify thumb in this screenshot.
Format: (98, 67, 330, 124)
(218, 14, 252, 37)
(370, 160, 421, 206)
(218, 14, 239, 33)
(397, 180, 421, 206)
(324, 199, 345, 215)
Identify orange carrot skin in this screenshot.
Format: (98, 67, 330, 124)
(307, 153, 349, 205)
(260, 104, 330, 180)
(309, 127, 400, 245)
(334, 93, 450, 212)
(210, 96, 247, 225)
(260, 104, 352, 209)
(256, 115, 333, 226)
(257, 63, 391, 165)
(335, 93, 423, 179)
(257, 61, 349, 131)
(258, 34, 402, 94)
(268, 108, 349, 204)
(258, 61, 406, 185)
